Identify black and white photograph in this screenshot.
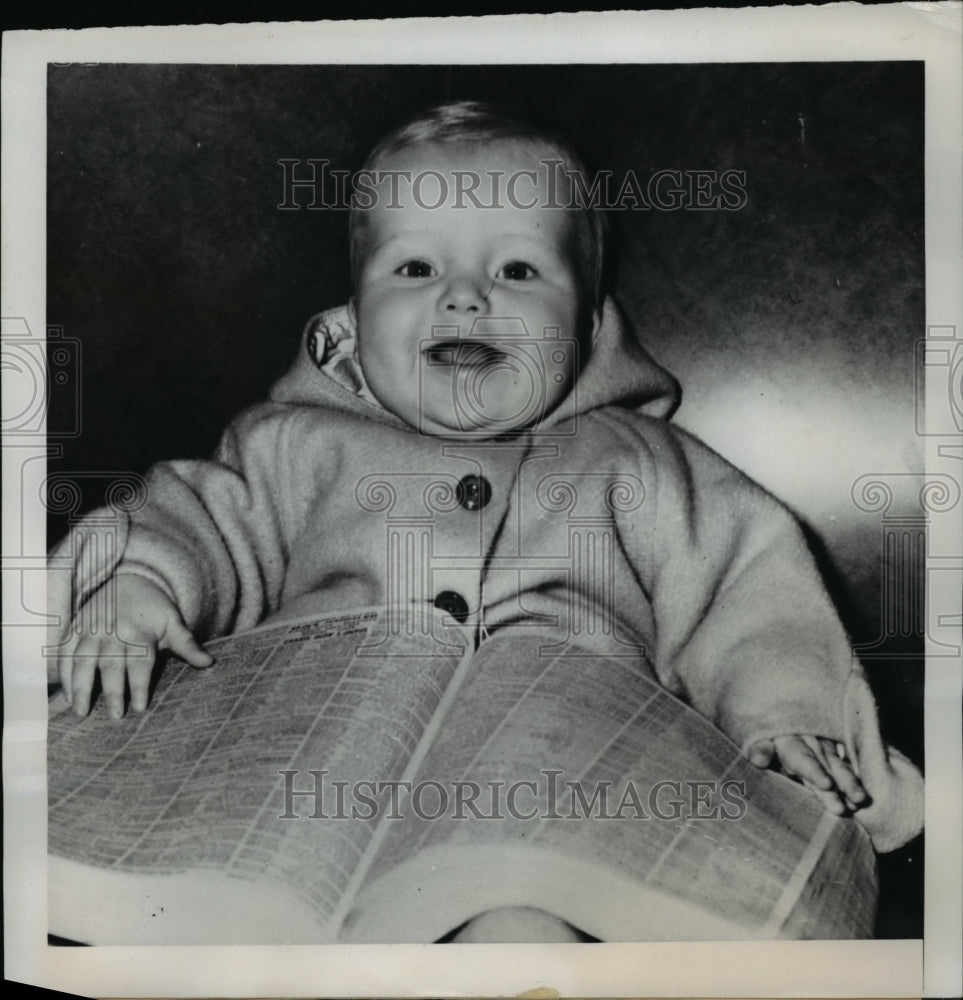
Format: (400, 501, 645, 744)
(3, 8, 961, 997)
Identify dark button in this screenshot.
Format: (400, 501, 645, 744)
(456, 474, 492, 511)
(434, 590, 470, 623)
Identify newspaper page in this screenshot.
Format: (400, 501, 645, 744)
(48, 609, 467, 943)
(349, 634, 876, 942)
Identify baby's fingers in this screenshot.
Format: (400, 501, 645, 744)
(159, 618, 213, 669)
(98, 657, 129, 719)
(773, 735, 834, 792)
(66, 636, 101, 716)
(823, 741, 869, 810)
(125, 647, 155, 713)
(56, 636, 80, 708)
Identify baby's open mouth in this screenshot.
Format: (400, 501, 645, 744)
(424, 340, 508, 369)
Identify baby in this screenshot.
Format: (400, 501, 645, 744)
(51, 103, 921, 911)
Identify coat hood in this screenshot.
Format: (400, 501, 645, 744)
(269, 298, 680, 431)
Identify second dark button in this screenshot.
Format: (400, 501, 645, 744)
(456, 474, 492, 511)
(433, 590, 470, 623)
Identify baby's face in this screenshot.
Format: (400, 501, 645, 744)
(349, 142, 599, 437)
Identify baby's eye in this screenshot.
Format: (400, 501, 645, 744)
(498, 261, 538, 281)
(395, 260, 435, 278)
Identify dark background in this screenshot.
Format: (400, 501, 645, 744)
(46, 61, 924, 936)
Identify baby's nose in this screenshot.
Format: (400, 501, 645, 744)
(440, 273, 491, 314)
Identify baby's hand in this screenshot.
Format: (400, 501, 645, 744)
(56, 574, 213, 719)
(749, 735, 869, 816)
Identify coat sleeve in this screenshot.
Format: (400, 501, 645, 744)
(630, 419, 923, 851)
(641, 422, 851, 747)
(48, 403, 309, 650)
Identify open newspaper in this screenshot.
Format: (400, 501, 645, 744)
(48, 607, 878, 944)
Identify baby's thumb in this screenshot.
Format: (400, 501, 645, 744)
(747, 738, 775, 768)
(162, 619, 215, 668)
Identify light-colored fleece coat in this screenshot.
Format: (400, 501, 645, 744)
(48, 299, 923, 852)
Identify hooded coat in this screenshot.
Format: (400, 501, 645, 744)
(48, 299, 923, 852)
